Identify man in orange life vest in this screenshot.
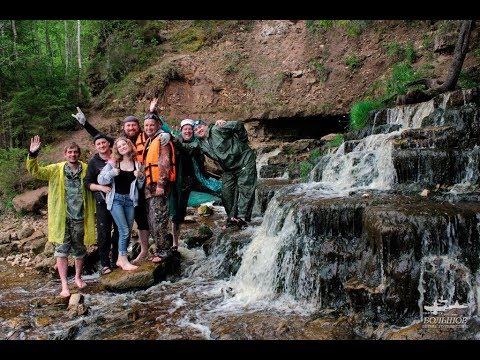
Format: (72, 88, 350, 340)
(142, 110, 175, 263)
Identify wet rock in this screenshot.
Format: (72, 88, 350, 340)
(50, 320, 87, 340)
(99, 257, 180, 292)
(66, 303, 88, 318)
(184, 225, 213, 249)
(68, 293, 84, 308)
(8, 317, 31, 330)
(34, 317, 51, 327)
(127, 309, 140, 322)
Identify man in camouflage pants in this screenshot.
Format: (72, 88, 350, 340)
(142, 112, 174, 263)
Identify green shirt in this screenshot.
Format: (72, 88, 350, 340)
(64, 163, 84, 220)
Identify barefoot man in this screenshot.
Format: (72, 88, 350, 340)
(26, 135, 96, 298)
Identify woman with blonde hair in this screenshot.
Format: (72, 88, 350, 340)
(98, 137, 145, 271)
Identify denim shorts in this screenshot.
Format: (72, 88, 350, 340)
(54, 218, 87, 258)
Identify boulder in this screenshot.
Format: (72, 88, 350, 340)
(12, 187, 48, 213)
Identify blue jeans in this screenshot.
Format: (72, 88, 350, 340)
(110, 193, 135, 256)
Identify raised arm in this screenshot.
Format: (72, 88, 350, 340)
(72, 106, 108, 140)
(217, 120, 248, 142)
(26, 135, 52, 180)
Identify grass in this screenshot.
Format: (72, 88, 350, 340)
(350, 100, 383, 130)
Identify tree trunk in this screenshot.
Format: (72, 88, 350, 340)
(33, 21, 42, 56)
(45, 20, 54, 72)
(64, 20, 69, 75)
(11, 20, 17, 61)
(437, 20, 476, 92)
(77, 20, 82, 69)
(76, 20, 82, 100)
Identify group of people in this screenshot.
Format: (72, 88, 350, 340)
(26, 98, 257, 298)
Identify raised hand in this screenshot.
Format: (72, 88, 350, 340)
(149, 97, 159, 113)
(215, 120, 226, 127)
(158, 132, 171, 146)
(30, 135, 41, 153)
(71, 107, 86, 125)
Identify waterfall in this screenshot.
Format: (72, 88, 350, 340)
(309, 132, 399, 193)
(226, 197, 309, 310)
(386, 100, 435, 129)
(229, 131, 401, 310)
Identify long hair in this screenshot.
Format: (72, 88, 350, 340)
(111, 137, 136, 162)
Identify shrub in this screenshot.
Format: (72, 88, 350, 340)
(345, 54, 362, 71)
(350, 100, 383, 130)
(0, 147, 28, 212)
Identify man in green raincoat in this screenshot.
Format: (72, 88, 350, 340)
(172, 119, 256, 229)
(26, 135, 96, 298)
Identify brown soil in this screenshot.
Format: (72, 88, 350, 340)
(44, 20, 478, 158)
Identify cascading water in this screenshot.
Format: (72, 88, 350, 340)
(227, 131, 401, 312)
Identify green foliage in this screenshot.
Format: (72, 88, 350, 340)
(171, 20, 252, 53)
(0, 148, 28, 213)
(458, 70, 480, 89)
(309, 58, 331, 82)
(384, 62, 418, 97)
(307, 20, 371, 36)
(88, 20, 165, 93)
(405, 43, 417, 63)
(309, 148, 323, 162)
(345, 54, 362, 71)
(418, 63, 436, 78)
(306, 20, 335, 31)
(224, 51, 246, 75)
(0, 20, 106, 149)
(5, 81, 78, 146)
(384, 42, 407, 62)
(327, 134, 344, 148)
(99, 61, 180, 114)
(344, 20, 372, 37)
(172, 26, 205, 52)
(300, 161, 314, 178)
(350, 100, 383, 130)
(422, 35, 433, 51)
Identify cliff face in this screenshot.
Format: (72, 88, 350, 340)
(93, 20, 479, 134)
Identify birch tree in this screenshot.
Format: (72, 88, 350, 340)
(10, 20, 17, 61)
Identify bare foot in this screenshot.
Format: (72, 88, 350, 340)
(132, 252, 148, 264)
(75, 278, 87, 289)
(60, 289, 70, 298)
(116, 261, 138, 271)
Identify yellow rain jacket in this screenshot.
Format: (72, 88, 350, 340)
(26, 157, 96, 245)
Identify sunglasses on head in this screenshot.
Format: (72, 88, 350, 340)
(193, 120, 206, 128)
(144, 113, 160, 121)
